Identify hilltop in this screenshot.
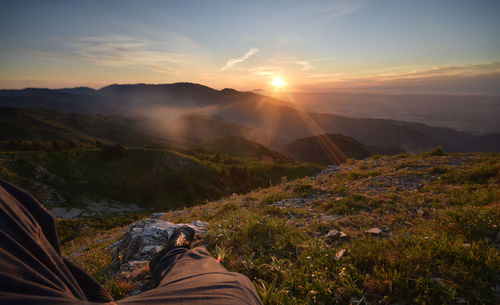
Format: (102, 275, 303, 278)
(61, 151, 500, 304)
(195, 137, 292, 163)
(283, 133, 373, 165)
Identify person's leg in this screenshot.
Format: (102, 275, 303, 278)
(0, 178, 262, 304)
(0, 179, 114, 304)
(118, 246, 263, 305)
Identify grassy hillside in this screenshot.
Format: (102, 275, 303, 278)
(0, 147, 319, 214)
(283, 133, 372, 165)
(195, 136, 292, 163)
(62, 151, 500, 304)
(0, 107, 171, 146)
(166, 113, 281, 146)
(0, 107, 281, 148)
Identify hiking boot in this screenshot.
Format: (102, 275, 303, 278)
(149, 225, 195, 272)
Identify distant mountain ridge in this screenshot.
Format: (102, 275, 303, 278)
(2, 83, 500, 153)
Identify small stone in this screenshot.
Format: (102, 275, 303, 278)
(462, 243, 471, 248)
(325, 229, 341, 240)
(335, 248, 346, 261)
(319, 215, 335, 222)
(432, 277, 443, 284)
(150, 212, 167, 219)
(325, 229, 348, 242)
(365, 227, 383, 235)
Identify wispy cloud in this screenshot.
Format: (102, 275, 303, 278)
(386, 62, 500, 80)
(288, 0, 366, 22)
(220, 48, 259, 71)
(305, 62, 500, 83)
(300, 62, 500, 94)
(68, 36, 189, 74)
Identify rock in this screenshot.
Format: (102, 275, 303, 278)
(49, 207, 82, 219)
(325, 229, 348, 242)
(121, 260, 149, 274)
(319, 215, 342, 222)
(191, 220, 209, 229)
(107, 218, 210, 294)
(325, 229, 340, 240)
(432, 277, 443, 284)
(118, 260, 151, 294)
(335, 248, 346, 261)
(462, 243, 471, 248)
(173, 210, 184, 217)
(110, 218, 209, 270)
(365, 227, 383, 236)
(150, 212, 168, 219)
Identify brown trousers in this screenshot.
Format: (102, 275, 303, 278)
(0, 179, 262, 305)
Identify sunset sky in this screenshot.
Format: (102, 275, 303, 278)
(1, 0, 499, 94)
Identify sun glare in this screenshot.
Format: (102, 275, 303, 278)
(270, 76, 287, 89)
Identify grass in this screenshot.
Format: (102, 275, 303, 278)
(54, 152, 500, 304)
(0, 147, 319, 211)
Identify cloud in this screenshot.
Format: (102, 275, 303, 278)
(68, 36, 189, 74)
(294, 60, 314, 71)
(303, 62, 500, 94)
(386, 62, 500, 80)
(288, 0, 366, 22)
(220, 48, 259, 71)
(306, 62, 500, 83)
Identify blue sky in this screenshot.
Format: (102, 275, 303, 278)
(1, 0, 499, 93)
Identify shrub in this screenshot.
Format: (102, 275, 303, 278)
(426, 146, 445, 156)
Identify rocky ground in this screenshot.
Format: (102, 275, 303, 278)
(50, 199, 144, 219)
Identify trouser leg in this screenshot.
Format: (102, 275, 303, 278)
(118, 246, 263, 305)
(0, 179, 114, 304)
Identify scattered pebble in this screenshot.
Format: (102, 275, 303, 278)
(335, 249, 346, 261)
(365, 227, 383, 236)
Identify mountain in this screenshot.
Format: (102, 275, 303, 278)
(283, 133, 372, 165)
(255, 91, 500, 134)
(2, 83, 500, 153)
(212, 97, 500, 152)
(98, 83, 224, 108)
(0, 87, 111, 114)
(0, 107, 172, 146)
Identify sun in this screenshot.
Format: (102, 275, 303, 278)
(270, 76, 287, 89)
